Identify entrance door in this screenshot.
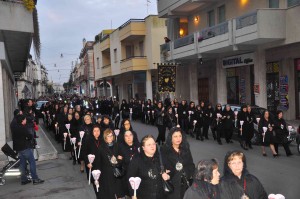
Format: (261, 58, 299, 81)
(266, 62, 280, 114)
(227, 76, 239, 104)
(198, 78, 209, 103)
(128, 84, 133, 101)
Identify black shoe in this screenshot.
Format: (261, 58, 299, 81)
(190, 134, 195, 138)
(243, 147, 248, 150)
(262, 153, 267, 156)
(80, 170, 84, 173)
(69, 157, 73, 160)
(229, 140, 233, 143)
(73, 160, 76, 165)
(218, 142, 222, 145)
(273, 154, 279, 158)
(200, 138, 204, 141)
(33, 179, 44, 185)
(196, 137, 200, 140)
(287, 153, 293, 157)
(249, 145, 253, 149)
(21, 179, 32, 185)
(205, 137, 209, 140)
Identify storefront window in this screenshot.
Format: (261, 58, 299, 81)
(266, 62, 280, 114)
(269, 0, 279, 8)
(287, 0, 300, 7)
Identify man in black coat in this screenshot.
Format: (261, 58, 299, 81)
(11, 115, 44, 185)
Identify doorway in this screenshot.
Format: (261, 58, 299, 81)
(266, 62, 280, 114)
(198, 78, 209, 103)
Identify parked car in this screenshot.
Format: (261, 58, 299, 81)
(296, 128, 300, 153)
(222, 104, 297, 145)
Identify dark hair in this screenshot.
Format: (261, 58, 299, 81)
(276, 110, 283, 116)
(16, 114, 26, 125)
(194, 159, 218, 182)
(165, 127, 189, 150)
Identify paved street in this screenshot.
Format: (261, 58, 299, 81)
(1, 121, 300, 199)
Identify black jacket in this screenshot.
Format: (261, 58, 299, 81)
(127, 151, 165, 199)
(184, 180, 222, 199)
(221, 109, 234, 130)
(273, 117, 289, 144)
(12, 123, 33, 151)
(221, 152, 267, 199)
(161, 145, 195, 199)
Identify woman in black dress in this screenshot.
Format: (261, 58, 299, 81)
(84, 125, 102, 199)
(118, 130, 140, 197)
(273, 110, 293, 156)
(161, 127, 195, 199)
(127, 135, 170, 199)
(258, 110, 278, 157)
(98, 128, 124, 199)
(184, 159, 221, 199)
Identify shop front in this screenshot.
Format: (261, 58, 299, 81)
(223, 53, 255, 105)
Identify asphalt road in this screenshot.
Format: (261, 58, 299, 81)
(1, 121, 299, 199)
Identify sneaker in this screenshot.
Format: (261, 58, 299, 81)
(33, 179, 44, 185)
(21, 179, 32, 185)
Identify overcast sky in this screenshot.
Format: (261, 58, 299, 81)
(35, 0, 158, 84)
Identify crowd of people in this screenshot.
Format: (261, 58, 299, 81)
(11, 95, 291, 199)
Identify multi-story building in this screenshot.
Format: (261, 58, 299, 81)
(0, 0, 34, 149)
(16, 56, 37, 99)
(93, 15, 167, 101)
(79, 39, 95, 97)
(158, 0, 300, 120)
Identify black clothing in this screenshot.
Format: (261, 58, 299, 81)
(155, 107, 167, 144)
(258, 118, 275, 146)
(184, 180, 221, 199)
(99, 143, 123, 198)
(273, 117, 292, 156)
(12, 123, 33, 151)
(222, 109, 234, 143)
(221, 151, 267, 199)
(127, 151, 165, 199)
(161, 145, 195, 199)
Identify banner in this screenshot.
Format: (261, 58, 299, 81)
(158, 64, 176, 92)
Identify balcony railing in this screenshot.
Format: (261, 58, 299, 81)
(120, 56, 147, 62)
(174, 34, 194, 49)
(236, 11, 257, 29)
(101, 64, 111, 69)
(160, 43, 170, 52)
(199, 21, 229, 40)
(119, 19, 145, 30)
(100, 34, 109, 42)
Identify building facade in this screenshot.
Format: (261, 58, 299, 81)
(93, 15, 167, 101)
(0, 1, 34, 150)
(158, 0, 300, 120)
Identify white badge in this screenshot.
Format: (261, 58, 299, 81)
(175, 162, 183, 171)
(110, 156, 117, 164)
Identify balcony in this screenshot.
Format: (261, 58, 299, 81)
(198, 21, 232, 54)
(173, 34, 196, 59)
(234, 9, 286, 45)
(160, 43, 171, 61)
(100, 35, 110, 52)
(101, 64, 112, 78)
(119, 19, 146, 41)
(158, 0, 217, 17)
(120, 56, 148, 73)
(0, 1, 34, 73)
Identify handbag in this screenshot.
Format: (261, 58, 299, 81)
(158, 145, 174, 193)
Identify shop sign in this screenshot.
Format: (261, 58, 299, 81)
(279, 75, 289, 111)
(222, 53, 254, 68)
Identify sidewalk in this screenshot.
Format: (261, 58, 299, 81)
(0, 121, 95, 199)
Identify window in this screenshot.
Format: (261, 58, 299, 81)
(208, 10, 215, 27)
(139, 41, 144, 56)
(125, 45, 134, 59)
(288, 0, 300, 7)
(218, 5, 226, 23)
(96, 57, 100, 69)
(269, 0, 279, 8)
(113, 49, 117, 63)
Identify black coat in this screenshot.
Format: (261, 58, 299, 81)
(82, 135, 102, 180)
(273, 117, 289, 144)
(221, 109, 234, 130)
(203, 107, 214, 126)
(221, 152, 267, 199)
(237, 111, 251, 140)
(99, 143, 123, 198)
(127, 151, 165, 199)
(184, 180, 222, 199)
(258, 118, 275, 145)
(161, 145, 195, 199)
(12, 123, 33, 151)
(78, 123, 93, 160)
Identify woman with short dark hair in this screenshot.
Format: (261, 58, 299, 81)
(184, 159, 221, 199)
